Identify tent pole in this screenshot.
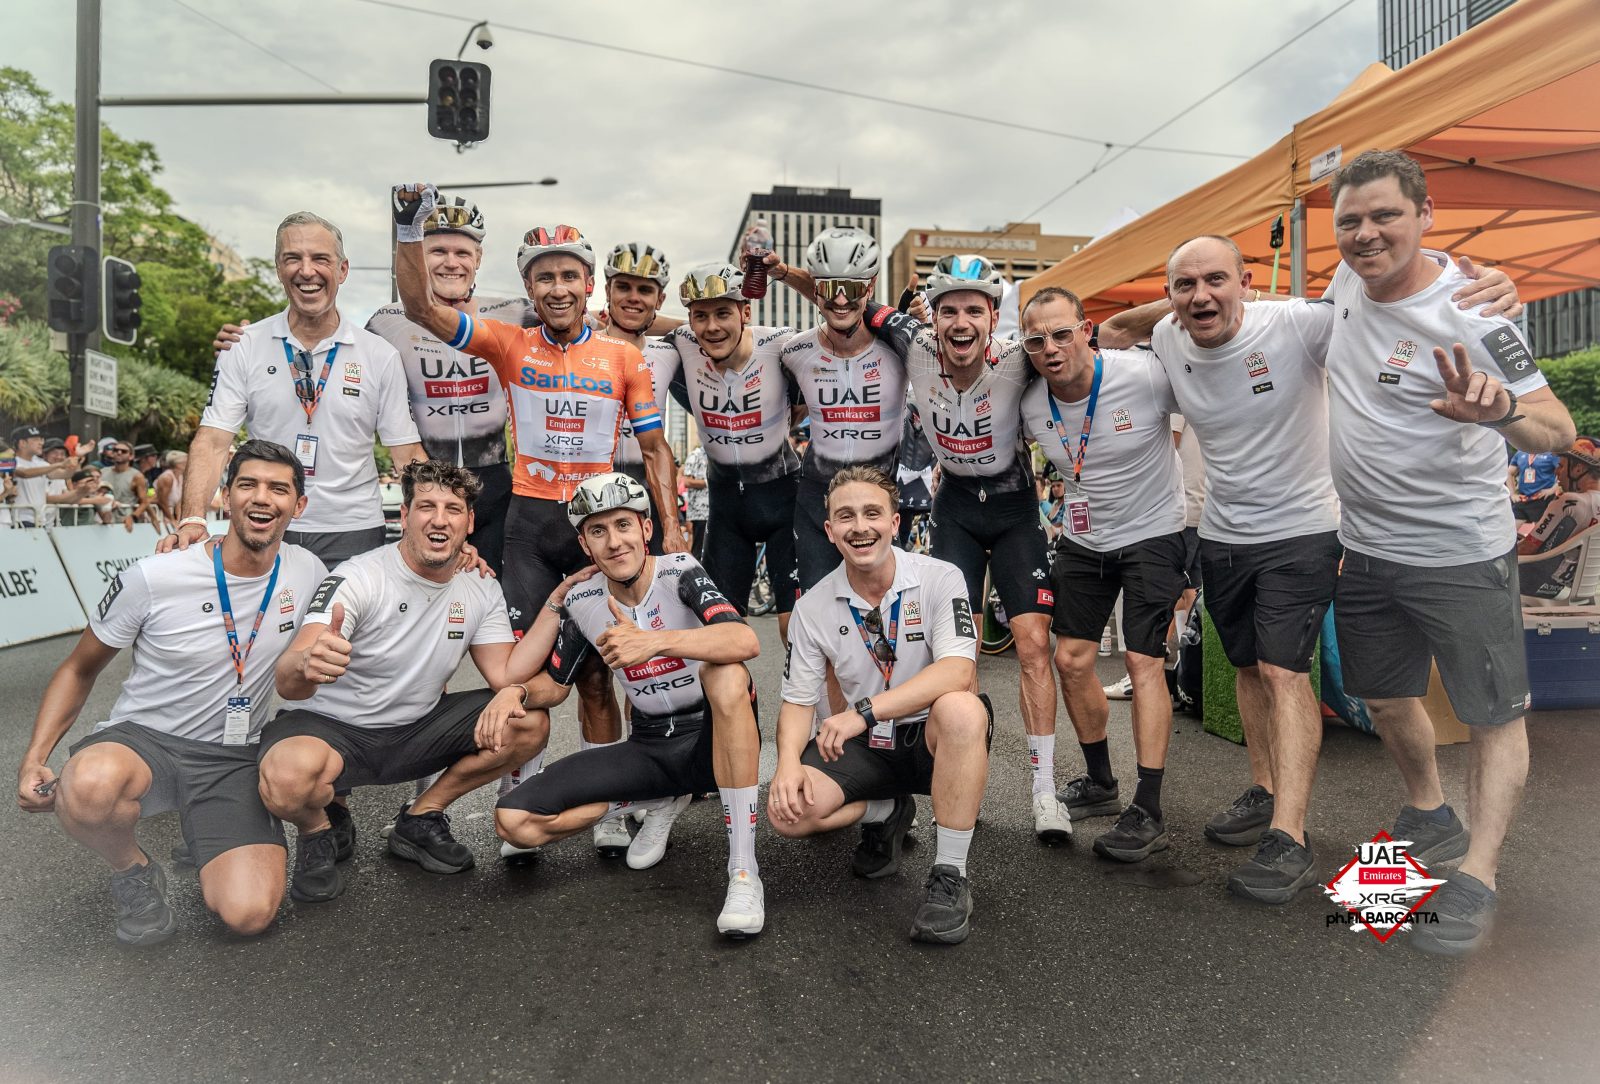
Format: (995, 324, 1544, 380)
(1290, 197, 1307, 298)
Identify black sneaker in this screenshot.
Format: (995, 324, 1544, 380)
(326, 801, 356, 862)
(109, 858, 178, 946)
(1204, 785, 1275, 846)
(387, 805, 475, 874)
(1056, 774, 1121, 820)
(1392, 804, 1469, 867)
(909, 864, 973, 945)
(290, 827, 345, 903)
(1092, 804, 1170, 863)
(851, 795, 916, 880)
(1409, 871, 1496, 958)
(1226, 828, 1316, 904)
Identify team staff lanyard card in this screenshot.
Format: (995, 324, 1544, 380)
(1046, 352, 1103, 537)
(287, 341, 339, 478)
(850, 597, 901, 750)
(214, 542, 281, 746)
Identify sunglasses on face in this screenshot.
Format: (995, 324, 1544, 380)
(814, 279, 872, 303)
(1020, 322, 1087, 354)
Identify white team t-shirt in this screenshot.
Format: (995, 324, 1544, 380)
(12, 455, 49, 525)
(200, 309, 422, 533)
(298, 543, 514, 728)
(1149, 300, 1340, 544)
(1021, 349, 1185, 552)
(90, 542, 328, 742)
(1325, 259, 1549, 566)
(782, 548, 977, 726)
(1171, 413, 1206, 530)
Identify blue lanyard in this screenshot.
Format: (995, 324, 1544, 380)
(848, 596, 901, 685)
(1046, 352, 1103, 487)
(283, 340, 340, 425)
(213, 542, 281, 689)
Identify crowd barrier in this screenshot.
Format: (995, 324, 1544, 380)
(1, 521, 175, 648)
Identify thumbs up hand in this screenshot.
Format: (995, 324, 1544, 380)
(302, 602, 352, 686)
(596, 595, 658, 669)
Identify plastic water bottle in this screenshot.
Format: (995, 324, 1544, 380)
(742, 219, 773, 299)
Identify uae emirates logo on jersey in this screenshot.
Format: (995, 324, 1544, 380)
(278, 587, 296, 615)
(344, 361, 362, 384)
(448, 601, 466, 624)
(1244, 351, 1270, 378)
(623, 656, 686, 682)
(1112, 408, 1133, 432)
(904, 600, 921, 626)
(1387, 339, 1419, 368)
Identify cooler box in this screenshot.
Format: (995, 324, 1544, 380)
(1522, 607, 1600, 710)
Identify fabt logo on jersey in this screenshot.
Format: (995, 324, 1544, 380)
(744, 371, 761, 391)
(1245, 352, 1270, 378)
(1112, 408, 1133, 433)
(1387, 340, 1418, 368)
(974, 392, 992, 417)
(448, 601, 465, 624)
(863, 362, 881, 382)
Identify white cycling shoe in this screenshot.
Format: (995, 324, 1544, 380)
(626, 794, 693, 870)
(717, 869, 765, 938)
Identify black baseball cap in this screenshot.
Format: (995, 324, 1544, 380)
(10, 425, 42, 443)
(133, 443, 158, 458)
(42, 438, 66, 452)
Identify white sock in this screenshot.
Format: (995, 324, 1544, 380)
(497, 752, 546, 797)
(861, 799, 895, 824)
(1027, 733, 1056, 797)
(582, 737, 622, 753)
(934, 825, 974, 876)
(719, 785, 759, 877)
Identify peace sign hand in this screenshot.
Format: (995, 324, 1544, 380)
(1429, 343, 1512, 425)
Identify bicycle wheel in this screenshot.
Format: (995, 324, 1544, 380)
(748, 547, 776, 616)
(980, 579, 1014, 655)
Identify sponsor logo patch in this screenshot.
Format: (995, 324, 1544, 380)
(935, 432, 993, 456)
(448, 600, 465, 624)
(1245, 351, 1269, 378)
(447, 630, 464, 639)
(426, 377, 489, 398)
(1386, 339, 1418, 369)
(341, 387, 360, 397)
(905, 631, 924, 642)
(344, 361, 362, 384)
(545, 415, 585, 433)
(307, 577, 343, 615)
(819, 405, 880, 424)
(623, 656, 687, 682)
(703, 411, 761, 432)
(1378, 372, 1401, 386)
(278, 587, 296, 614)
(1112, 408, 1132, 432)
(1251, 381, 1274, 395)
(952, 597, 975, 640)
(278, 621, 295, 633)
(96, 574, 124, 620)
(1038, 588, 1054, 606)
(1481, 326, 1537, 379)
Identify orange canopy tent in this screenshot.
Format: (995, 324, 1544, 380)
(1022, 0, 1600, 320)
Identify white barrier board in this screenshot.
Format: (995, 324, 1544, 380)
(0, 529, 87, 646)
(50, 522, 166, 618)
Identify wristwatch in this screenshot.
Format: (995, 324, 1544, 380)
(854, 697, 877, 727)
(1479, 388, 1524, 429)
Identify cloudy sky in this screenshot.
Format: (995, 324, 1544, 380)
(7, 0, 1379, 322)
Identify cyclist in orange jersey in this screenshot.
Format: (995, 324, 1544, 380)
(396, 185, 686, 835)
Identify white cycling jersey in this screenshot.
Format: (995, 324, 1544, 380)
(613, 336, 680, 469)
(366, 295, 537, 469)
(864, 303, 1036, 496)
(661, 325, 801, 486)
(780, 327, 905, 479)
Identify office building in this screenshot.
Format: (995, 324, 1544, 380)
(727, 186, 882, 330)
(887, 222, 1090, 297)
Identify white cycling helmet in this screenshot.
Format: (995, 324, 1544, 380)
(567, 472, 651, 529)
(679, 262, 746, 305)
(424, 192, 485, 242)
(924, 254, 1005, 305)
(804, 227, 880, 279)
(605, 241, 671, 287)
(516, 224, 596, 277)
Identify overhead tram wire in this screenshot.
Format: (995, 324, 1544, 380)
(170, 0, 343, 92)
(973, 0, 1364, 253)
(348, 0, 1250, 163)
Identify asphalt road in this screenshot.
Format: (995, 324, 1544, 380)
(2, 619, 1596, 1083)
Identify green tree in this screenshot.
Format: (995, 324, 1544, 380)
(1542, 347, 1600, 437)
(0, 66, 281, 385)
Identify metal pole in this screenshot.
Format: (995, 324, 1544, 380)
(69, 0, 102, 443)
(1289, 197, 1307, 299)
(100, 93, 426, 107)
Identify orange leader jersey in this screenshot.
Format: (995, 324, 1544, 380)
(449, 314, 663, 501)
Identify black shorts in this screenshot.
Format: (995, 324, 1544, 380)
(260, 689, 494, 788)
(70, 723, 285, 869)
(467, 463, 513, 576)
(1200, 531, 1341, 672)
(704, 473, 799, 615)
(800, 722, 937, 805)
(1049, 530, 1193, 657)
(794, 474, 841, 591)
(931, 482, 1052, 620)
(619, 463, 666, 557)
(497, 704, 717, 814)
(283, 526, 388, 568)
(502, 495, 593, 635)
(1181, 526, 1202, 589)
(1335, 549, 1530, 727)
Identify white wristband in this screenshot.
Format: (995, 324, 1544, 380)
(178, 516, 209, 531)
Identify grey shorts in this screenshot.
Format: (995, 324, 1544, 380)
(1334, 548, 1530, 727)
(69, 722, 286, 868)
(282, 526, 387, 567)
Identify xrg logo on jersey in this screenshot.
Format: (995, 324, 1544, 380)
(697, 380, 766, 443)
(815, 383, 882, 440)
(624, 655, 696, 697)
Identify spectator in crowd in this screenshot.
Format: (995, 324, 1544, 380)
(9, 425, 78, 527)
(100, 440, 155, 527)
(1508, 449, 1561, 523)
(682, 444, 710, 560)
(1517, 437, 1600, 591)
(132, 444, 160, 479)
(153, 451, 188, 525)
(1038, 474, 1067, 541)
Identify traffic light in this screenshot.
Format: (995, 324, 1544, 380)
(102, 256, 141, 346)
(427, 59, 491, 143)
(46, 244, 98, 335)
